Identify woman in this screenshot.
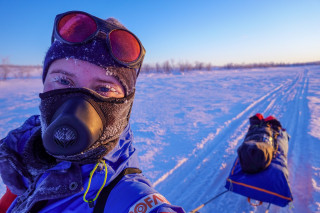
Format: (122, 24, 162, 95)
(0, 11, 185, 213)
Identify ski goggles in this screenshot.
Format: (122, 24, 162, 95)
(51, 11, 145, 75)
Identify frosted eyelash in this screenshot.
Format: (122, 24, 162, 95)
(52, 76, 67, 82)
(51, 76, 73, 88)
(101, 85, 119, 93)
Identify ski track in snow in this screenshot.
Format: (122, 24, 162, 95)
(0, 66, 320, 212)
(149, 66, 320, 213)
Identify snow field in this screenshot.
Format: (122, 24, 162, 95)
(0, 65, 319, 212)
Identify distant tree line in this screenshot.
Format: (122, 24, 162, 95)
(0, 64, 42, 80)
(1, 57, 320, 80)
(141, 60, 320, 73)
(141, 60, 214, 73)
(0, 57, 42, 80)
(220, 61, 320, 69)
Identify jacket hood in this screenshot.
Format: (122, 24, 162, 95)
(0, 115, 139, 197)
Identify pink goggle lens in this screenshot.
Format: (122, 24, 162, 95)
(58, 13, 97, 43)
(110, 29, 141, 62)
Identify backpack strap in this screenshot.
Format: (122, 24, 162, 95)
(93, 167, 142, 213)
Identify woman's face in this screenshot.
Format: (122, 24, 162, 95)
(43, 58, 125, 98)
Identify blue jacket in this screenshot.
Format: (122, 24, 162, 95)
(0, 115, 185, 213)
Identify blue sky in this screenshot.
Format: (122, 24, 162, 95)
(0, 0, 319, 66)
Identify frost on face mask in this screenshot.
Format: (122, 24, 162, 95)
(40, 114, 48, 138)
(39, 88, 136, 163)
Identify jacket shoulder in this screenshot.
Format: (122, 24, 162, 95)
(105, 173, 156, 212)
(1, 115, 40, 153)
(105, 173, 185, 213)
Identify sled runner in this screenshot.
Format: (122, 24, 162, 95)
(225, 113, 293, 207)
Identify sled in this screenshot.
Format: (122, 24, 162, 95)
(225, 114, 293, 207)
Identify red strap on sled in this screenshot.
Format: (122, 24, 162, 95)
(247, 197, 263, 206)
(264, 115, 276, 122)
(255, 113, 264, 120)
(0, 186, 17, 213)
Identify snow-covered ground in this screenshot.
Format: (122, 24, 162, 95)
(0, 65, 319, 212)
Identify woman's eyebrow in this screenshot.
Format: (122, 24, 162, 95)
(49, 69, 76, 77)
(94, 77, 119, 85)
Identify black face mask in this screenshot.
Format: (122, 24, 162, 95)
(39, 88, 134, 163)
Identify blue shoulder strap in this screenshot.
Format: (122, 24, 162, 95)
(93, 167, 142, 213)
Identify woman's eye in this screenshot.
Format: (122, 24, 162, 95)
(60, 78, 71, 85)
(53, 76, 72, 86)
(97, 85, 119, 96)
(100, 87, 111, 92)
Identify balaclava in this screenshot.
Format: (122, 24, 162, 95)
(39, 17, 142, 164)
